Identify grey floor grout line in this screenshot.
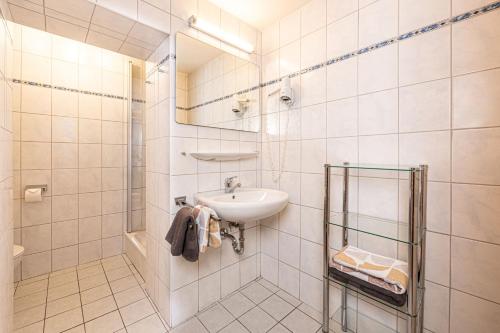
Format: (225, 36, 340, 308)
(190, 278, 324, 333)
(12, 255, 152, 331)
(15, 264, 325, 333)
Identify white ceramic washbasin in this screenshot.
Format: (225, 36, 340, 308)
(195, 188, 289, 222)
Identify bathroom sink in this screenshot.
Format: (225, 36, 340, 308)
(195, 188, 289, 222)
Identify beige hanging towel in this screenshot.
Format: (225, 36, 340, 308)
(208, 217, 221, 249)
(330, 245, 408, 294)
(193, 205, 220, 253)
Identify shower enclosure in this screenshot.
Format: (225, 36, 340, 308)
(125, 61, 147, 277)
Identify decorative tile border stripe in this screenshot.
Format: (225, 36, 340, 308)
(171, 1, 500, 112)
(12, 78, 146, 104)
(176, 84, 261, 111)
(146, 54, 174, 77)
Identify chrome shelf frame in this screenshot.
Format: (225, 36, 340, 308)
(322, 163, 428, 333)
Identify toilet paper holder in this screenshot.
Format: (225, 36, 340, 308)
(24, 184, 48, 193)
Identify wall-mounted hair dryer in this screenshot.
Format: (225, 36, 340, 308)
(268, 76, 294, 107)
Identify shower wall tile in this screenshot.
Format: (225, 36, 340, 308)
(52, 90, 78, 117)
(13, 25, 131, 279)
(22, 85, 51, 115)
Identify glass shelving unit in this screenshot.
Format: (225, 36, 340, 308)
(322, 163, 428, 333)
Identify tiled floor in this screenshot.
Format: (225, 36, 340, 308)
(13, 254, 168, 333)
(172, 279, 325, 333)
(13, 256, 326, 333)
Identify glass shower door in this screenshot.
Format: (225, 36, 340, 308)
(127, 61, 146, 233)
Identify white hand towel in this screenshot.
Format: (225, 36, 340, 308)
(194, 205, 219, 253)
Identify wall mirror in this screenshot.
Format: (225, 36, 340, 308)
(175, 32, 260, 132)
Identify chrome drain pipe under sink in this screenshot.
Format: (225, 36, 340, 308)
(220, 222, 244, 255)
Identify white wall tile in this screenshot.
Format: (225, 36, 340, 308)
(327, 12, 358, 59)
(326, 57, 357, 101)
(301, 139, 326, 174)
(399, 79, 451, 132)
(301, 0, 326, 36)
(299, 272, 322, 311)
(262, 22, 279, 55)
(22, 85, 51, 115)
(452, 10, 500, 75)
(452, 128, 500, 185)
(300, 240, 322, 278)
(399, 0, 450, 33)
(220, 263, 239, 297)
(279, 203, 300, 236)
(52, 59, 78, 88)
(52, 116, 77, 143)
(199, 272, 220, 310)
(327, 0, 357, 24)
(358, 0, 398, 48)
(261, 254, 278, 285)
(279, 232, 300, 268)
(301, 67, 326, 107)
(399, 27, 451, 86)
(399, 131, 451, 182)
(451, 237, 500, 303)
(278, 262, 300, 298)
(426, 232, 450, 286)
(326, 97, 357, 137)
(452, 184, 500, 244)
(280, 10, 301, 47)
(359, 134, 398, 166)
(453, 68, 500, 129)
(420, 282, 449, 332)
(450, 289, 500, 333)
(358, 44, 398, 94)
(358, 88, 398, 135)
(301, 28, 326, 70)
(279, 40, 300, 76)
(21, 113, 52, 142)
(52, 220, 78, 249)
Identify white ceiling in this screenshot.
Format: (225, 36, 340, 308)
(208, 0, 310, 30)
(176, 33, 223, 73)
(5, 0, 168, 59)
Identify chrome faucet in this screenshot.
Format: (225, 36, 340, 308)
(224, 176, 241, 193)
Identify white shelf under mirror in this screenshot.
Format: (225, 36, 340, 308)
(189, 152, 259, 161)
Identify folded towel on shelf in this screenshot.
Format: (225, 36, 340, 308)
(165, 207, 199, 262)
(330, 245, 408, 294)
(193, 205, 220, 252)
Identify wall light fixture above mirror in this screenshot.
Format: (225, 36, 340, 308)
(175, 32, 260, 132)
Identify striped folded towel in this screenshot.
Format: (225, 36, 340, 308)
(193, 205, 220, 253)
(330, 245, 408, 294)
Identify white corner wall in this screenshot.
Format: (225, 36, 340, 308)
(0, 2, 15, 332)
